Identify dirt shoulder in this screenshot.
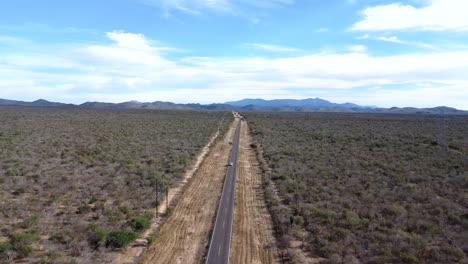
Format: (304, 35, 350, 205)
(230, 120, 278, 264)
(110, 130, 220, 264)
(140, 119, 238, 264)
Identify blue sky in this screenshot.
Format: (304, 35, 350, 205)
(1, 0, 468, 109)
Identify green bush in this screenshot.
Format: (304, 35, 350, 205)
(0, 241, 11, 253)
(88, 226, 109, 248)
(130, 217, 150, 232)
(130, 212, 152, 232)
(400, 249, 418, 264)
(10, 232, 38, 258)
(50, 230, 73, 244)
(147, 234, 157, 245)
(105, 230, 138, 248)
(0, 241, 12, 260)
(0, 241, 13, 262)
(345, 211, 361, 227)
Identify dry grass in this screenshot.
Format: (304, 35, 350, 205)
(0, 107, 231, 263)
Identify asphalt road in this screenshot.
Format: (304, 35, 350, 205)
(206, 119, 242, 264)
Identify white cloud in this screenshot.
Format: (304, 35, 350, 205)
(106, 31, 153, 51)
(84, 31, 174, 67)
(316, 27, 329, 33)
(348, 45, 367, 53)
(244, 43, 302, 52)
(1, 31, 468, 108)
(352, 0, 468, 31)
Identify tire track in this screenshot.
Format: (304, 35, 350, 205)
(230, 121, 278, 264)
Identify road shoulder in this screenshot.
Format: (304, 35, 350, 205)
(230, 120, 279, 264)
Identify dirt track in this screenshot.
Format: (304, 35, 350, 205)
(140, 119, 237, 264)
(230, 121, 278, 264)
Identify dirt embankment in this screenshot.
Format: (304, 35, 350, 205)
(140, 119, 238, 264)
(230, 121, 278, 264)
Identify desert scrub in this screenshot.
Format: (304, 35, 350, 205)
(0, 107, 232, 262)
(87, 225, 137, 249)
(0, 241, 13, 262)
(105, 230, 138, 249)
(9, 231, 39, 258)
(244, 112, 468, 263)
(88, 225, 110, 249)
(129, 211, 153, 232)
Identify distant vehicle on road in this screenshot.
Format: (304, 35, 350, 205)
(228, 162, 234, 166)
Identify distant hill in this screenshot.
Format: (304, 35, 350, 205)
(225, 98, 364, 109)
(1, 98, 466, 115)
(385, 106, 465, 115)
(226, 98, 467, 114)
(0, 98, 72, 107)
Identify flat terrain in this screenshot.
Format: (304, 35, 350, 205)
(140, 117, 237, 264)
(0, 107, 230, 263)
(230, 120, 278, 264)
(112, 129, 221, 264)
(245, 112, 468, 264)
(206, 120, 241, 264)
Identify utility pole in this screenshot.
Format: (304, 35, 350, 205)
(166, 184, 169, 210)
(155, 184, 159, 218)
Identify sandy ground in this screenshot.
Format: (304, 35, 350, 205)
(230, 121, 278, 264)
(140, 119, 237, 264)
(111, 130, 220, 264)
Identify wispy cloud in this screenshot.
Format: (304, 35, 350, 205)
(376, 36, 440, 50)
(377, 36, 402, 44)
(356, 34, 369, 40)
(244, 43, 302, 52)
(0, 35, 31, 46)
(356, 34, 440, 51)
(0, 23, 98, 35)
(352, 0, 468, 31)
(316, 27, 329, 33)
(348, 45, 367, 53)
(142, 0, 295, 17)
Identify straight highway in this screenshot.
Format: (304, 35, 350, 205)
(206, 117, 242, 264)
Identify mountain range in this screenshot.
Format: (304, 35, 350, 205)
(0, 98, 466, 115)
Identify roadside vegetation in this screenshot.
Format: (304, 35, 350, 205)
(0, 107, 231, 263)
(244, 112, 468, 264)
